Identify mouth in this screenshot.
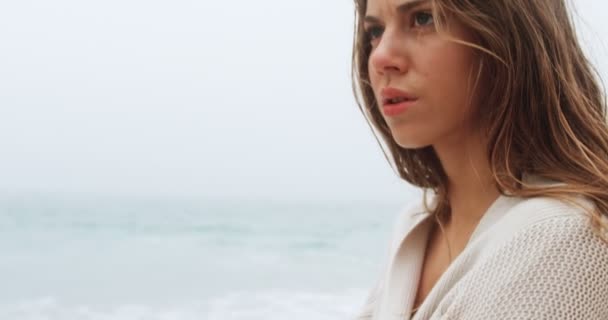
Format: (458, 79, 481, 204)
(383, 96, 417, 106)
(380, 87, 418, 107)
(379, 87, 418, 117)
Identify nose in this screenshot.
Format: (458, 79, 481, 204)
(369, 31, 409, 76)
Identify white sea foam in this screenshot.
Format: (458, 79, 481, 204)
(206, 289, 367, 320)
(0, 289, 368, 320)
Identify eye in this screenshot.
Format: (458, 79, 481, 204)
(413, 11, 434, 27)
(364, 25, 384, 44)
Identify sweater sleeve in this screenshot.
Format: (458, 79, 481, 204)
(442, 215, 608, 320)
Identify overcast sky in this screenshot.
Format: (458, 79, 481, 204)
(0, 0, 606, 202)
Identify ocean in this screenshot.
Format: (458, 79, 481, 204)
(0, 194, 408, 319)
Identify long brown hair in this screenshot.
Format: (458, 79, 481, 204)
(352, 0, 608, 241)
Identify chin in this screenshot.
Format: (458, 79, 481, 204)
(391, 133, 433, 150)
(393, 139, 432, 150)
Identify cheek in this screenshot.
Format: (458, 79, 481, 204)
(421, 43, 477, 113)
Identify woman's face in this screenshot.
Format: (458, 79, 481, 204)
(365, 0, 481, 149)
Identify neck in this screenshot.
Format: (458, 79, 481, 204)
(433, 130, 500, 229)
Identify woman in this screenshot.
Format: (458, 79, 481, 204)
(352, 0, 608, 319)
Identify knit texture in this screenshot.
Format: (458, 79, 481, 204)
(355, 195, 608, 320)
(436, 215, 608, 319)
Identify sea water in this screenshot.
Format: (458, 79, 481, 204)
(0, 194, 409, 319)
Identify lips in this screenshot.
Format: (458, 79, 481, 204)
(380, 87, 418, 106)
(379, 87, 418, 117)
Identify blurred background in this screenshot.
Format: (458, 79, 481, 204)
(0, 0, 606, 319)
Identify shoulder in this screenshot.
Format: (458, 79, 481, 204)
(474, 194, 605, 265)
(508, 194, 595, 220)
(446, 196, 608, 318)
(499, 173, 596, 226)
(490, 206, 607, 265)
(471, 194, 596, 251)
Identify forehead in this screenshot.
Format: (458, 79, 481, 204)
(365, 0, 431, 15)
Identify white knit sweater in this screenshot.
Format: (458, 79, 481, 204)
(356, 176, 608, 319)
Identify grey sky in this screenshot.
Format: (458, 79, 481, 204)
(0, 0, 606, 202)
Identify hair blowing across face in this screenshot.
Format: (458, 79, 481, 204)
(352, 0, 608, 241)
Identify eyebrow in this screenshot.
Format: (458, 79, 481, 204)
(364, 0, 430, 24)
